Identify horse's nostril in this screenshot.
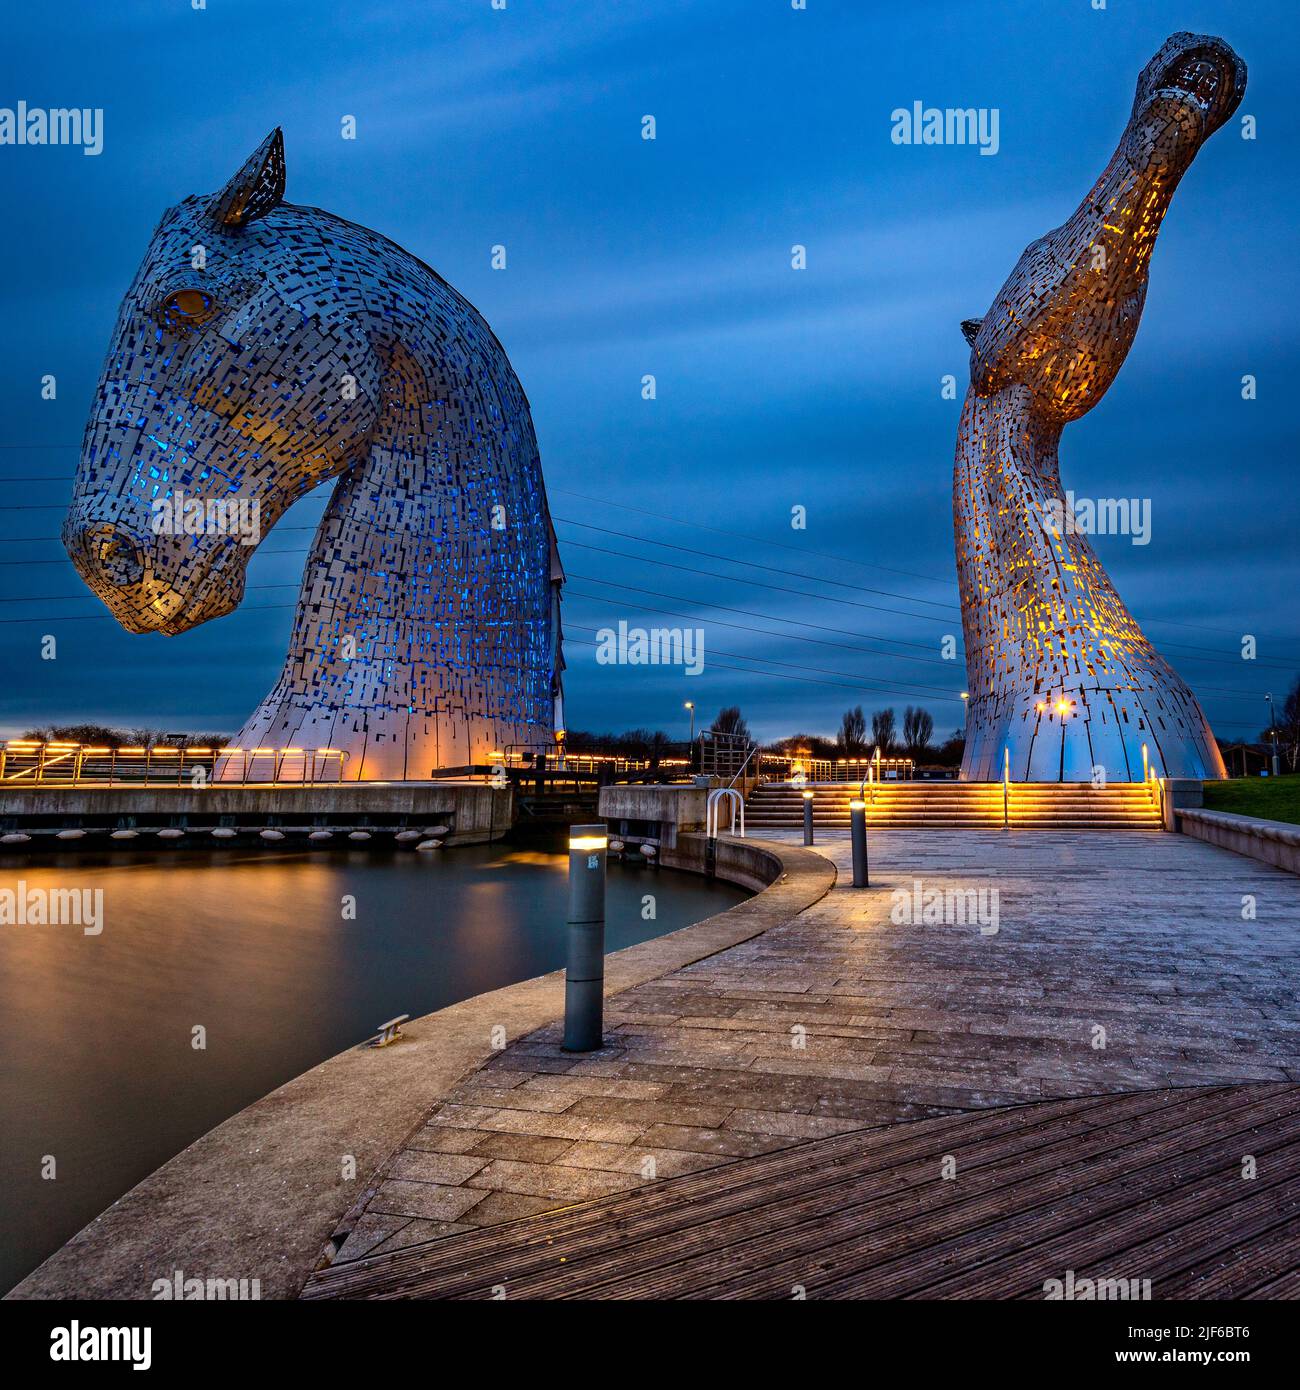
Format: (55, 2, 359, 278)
(1169, 57, 1221, 108)
(80, 525, 146, 588)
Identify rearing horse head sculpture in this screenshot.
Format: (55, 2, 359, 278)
(64, 130, 563, 779)
(954, 33, 1244, 783)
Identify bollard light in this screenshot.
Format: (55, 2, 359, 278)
(802, 789, 815, 846)
(563, 824, 608, 1052)
(849, 798, 869, 887)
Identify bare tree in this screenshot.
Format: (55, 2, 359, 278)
(871, 707, 896, 754)
(710, 706, 751, 743)
(1280, 677, 1300, 772)
(836, 706, 867, 757)
(903, 706, 935, 757)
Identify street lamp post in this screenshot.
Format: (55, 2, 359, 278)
(1266, 693, 1281, 777)
(563, 825, 608, 1052)
(684, 701, 695, 770)
(849, 798, 869, 887)
(802, 789, 815, 846)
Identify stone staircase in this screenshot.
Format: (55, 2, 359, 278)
(744, 781, 1163, 831)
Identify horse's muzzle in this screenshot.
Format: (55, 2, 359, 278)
(63, 521, 191, 633)
(69, 523, 146, 588)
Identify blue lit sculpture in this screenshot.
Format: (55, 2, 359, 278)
(64, 131, 563, 779)
(955, 34, 1241, 783)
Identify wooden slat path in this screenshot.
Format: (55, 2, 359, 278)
(302, 1083, 1300, 1299)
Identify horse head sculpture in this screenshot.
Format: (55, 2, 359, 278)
(955, 33, 1244, 782)
(64, 130, 563, 779)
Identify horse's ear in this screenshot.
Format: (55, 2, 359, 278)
(961, 318, 984, 348)
(210, 128, 285, 229)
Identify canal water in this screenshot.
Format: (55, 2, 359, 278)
(0, 844, 746, 1294)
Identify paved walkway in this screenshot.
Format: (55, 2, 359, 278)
(318, 829, 1300, 1272)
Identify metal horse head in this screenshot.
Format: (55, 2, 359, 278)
(64, 131, 563, 778)
(952, 33, 1245, 784)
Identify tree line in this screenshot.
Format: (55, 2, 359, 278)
(20, 676, 1300, 775)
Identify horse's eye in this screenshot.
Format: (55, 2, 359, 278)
(161, 288, 215, 328)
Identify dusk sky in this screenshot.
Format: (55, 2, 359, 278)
(1, 0, 1295, 746)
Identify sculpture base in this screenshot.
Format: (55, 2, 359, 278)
(961, 686, 1227, 784)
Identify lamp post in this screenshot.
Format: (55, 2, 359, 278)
(1266, 693, 1281, 777)
(802, 789, 815, 846)
(563, 824, 607, 1052)
(685, 700, 695, 746)
(849, 798, 868, 887)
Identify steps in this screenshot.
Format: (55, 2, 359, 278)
(744, 781, 1163, 830)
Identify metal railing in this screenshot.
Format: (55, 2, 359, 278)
(697, 731, 754, 781)
(0, 741, 349, 787)
(760, 753, 916, 784)
(493, 743, 691, 778)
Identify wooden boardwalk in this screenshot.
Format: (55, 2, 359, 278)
(303, 1082, 1300, 1299)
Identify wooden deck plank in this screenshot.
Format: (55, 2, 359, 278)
(1243, 1266, 1300, 1299)
(826, 1106, 1300, 1299)
(501, 1088, 1247, 1301)
(305, 1093, 1126, 1297)
(684, 1089, 1300, 1302)
(302, 1084, 1300, 1300)
(1156, 1219, 1300, 1300)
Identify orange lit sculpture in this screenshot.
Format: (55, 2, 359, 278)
(955, 32, 1242, 782)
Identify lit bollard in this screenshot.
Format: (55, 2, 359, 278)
(850, 798, 869, 887)
(563, 824, 607, 1052)
(802, 789, 814, 846)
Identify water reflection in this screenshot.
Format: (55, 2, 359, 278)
(0, 844, 744, 1293)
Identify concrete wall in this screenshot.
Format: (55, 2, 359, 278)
(0, 782, 512, 846)
(1178, 808, 1300, 875)
(662, 832, 785, 893)
(599, 784, 707, 827)
(598, 784, 710, 850)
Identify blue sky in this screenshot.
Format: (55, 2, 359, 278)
(0, 0, 1295, 745)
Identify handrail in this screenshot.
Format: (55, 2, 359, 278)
(706, 787, 744, 838)
(727, 742, 758, 789)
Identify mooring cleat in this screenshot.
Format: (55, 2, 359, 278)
(373, 1014, 410, 1047)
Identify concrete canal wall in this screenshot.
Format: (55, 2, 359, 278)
(0, 782, 513, 847)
